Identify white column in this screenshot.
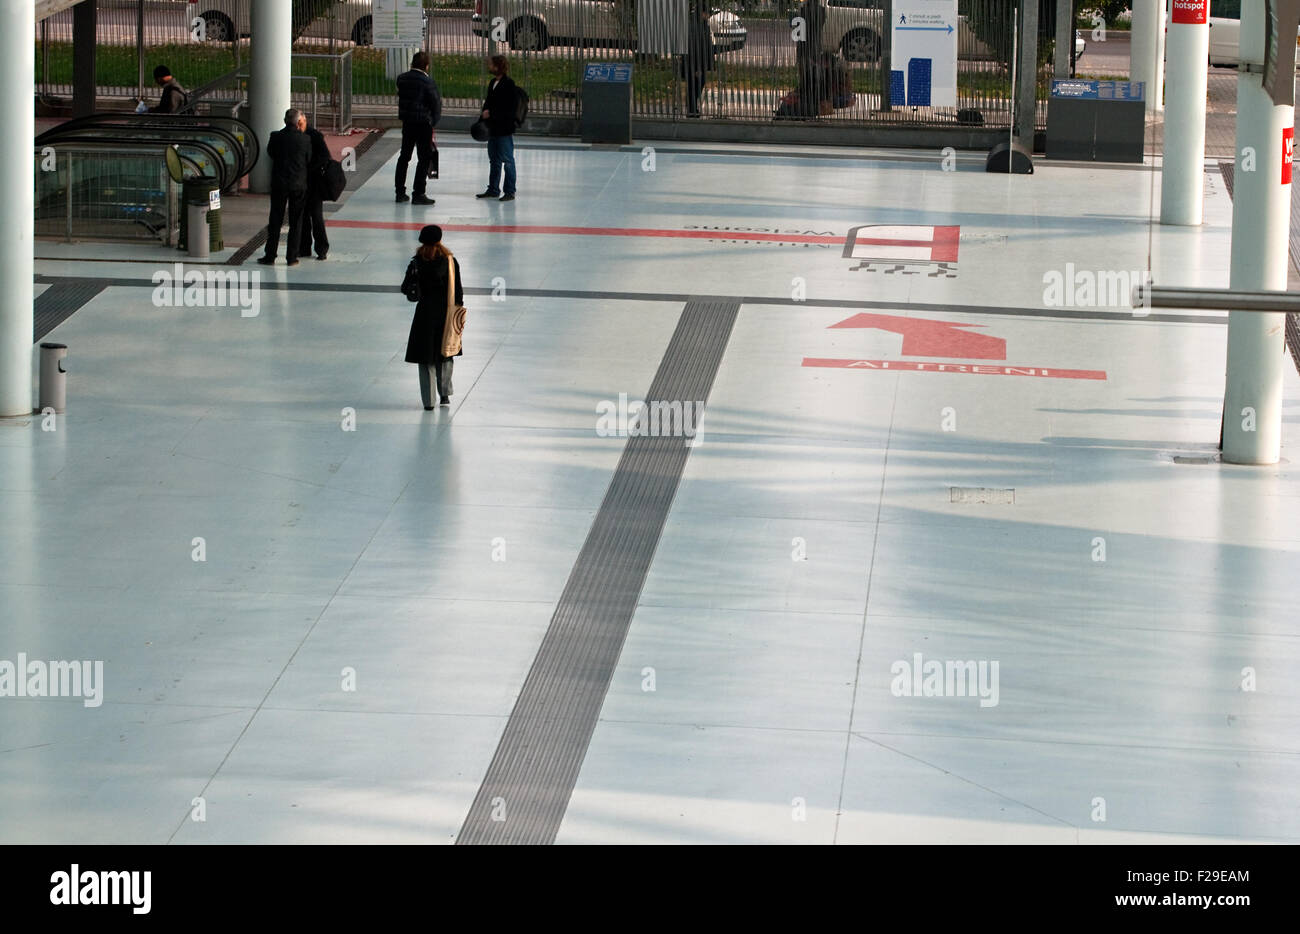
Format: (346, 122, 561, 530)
(1222, 2, 1292, 465)
(249, 0, 292, 193)
(1152, 0, 1167, 113)
(1130, 0, 1163, 114)
(1160, 0, 1209, 225)
(0, 0, 34, 417)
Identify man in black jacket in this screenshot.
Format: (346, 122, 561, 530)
(258, 109, 312, 267)
(475, 55, 518, 202)
(395, 52, 442, 205)
(299, 117, 331, 261)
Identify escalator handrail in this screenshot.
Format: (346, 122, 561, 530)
(38, 128, 236, 190)
(39, 135, 230, 189)
(38, 115, 257, 184)
(50, 114, 260, 179)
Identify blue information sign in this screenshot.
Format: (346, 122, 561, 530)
(583, 63, 633, 83)
(1050, 79, 1145, 101)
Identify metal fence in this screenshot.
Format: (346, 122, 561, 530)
(36, 0, 1055, 132)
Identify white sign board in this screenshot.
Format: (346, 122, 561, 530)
(891, 0, 958, 108)
(373, 0, 425, 49)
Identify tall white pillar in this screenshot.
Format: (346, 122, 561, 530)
(1153, 1, 1167, 113)
(1222, 2, 1292, 465)
(1160, 0, 1209, 225)
(0, 0, 34, 417)
(1131, 1, 1166, 114)
(249, 0, 292, 193)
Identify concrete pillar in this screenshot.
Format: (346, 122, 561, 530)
(0, 0, 34, 417)
(1054, 0, 1072, 79)
(1222, 2, 1292, 465)
(73, 0, 97, 118)
(249, 0, 292, 193)
(1131, 1, 1166, 114)
(1160, 0, 1208, 225)
(881, 0, 893, 112)
(1015, 0, 1039, 145)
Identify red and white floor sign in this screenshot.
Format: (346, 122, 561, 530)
(843, 225, 960, 263)
(804, 313, 1107, 380)
(802, 358, 1106, 379)
(828, 312, 1004, 359)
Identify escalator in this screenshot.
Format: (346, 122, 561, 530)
(34, 113, 259, 242)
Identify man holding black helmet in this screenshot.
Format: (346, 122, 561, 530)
(475, 55, 518, 202)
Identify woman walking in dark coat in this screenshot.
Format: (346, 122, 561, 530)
(403, 225, 463, 408)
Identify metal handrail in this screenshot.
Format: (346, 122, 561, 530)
(1133, 285, 1300, 313)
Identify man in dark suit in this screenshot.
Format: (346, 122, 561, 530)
(475, 55, 518, 202)
(299, 117, 331, 261)
(394, 51, 442, 205)
(681, 3, 716, 117)
(258, 109, 312, 267)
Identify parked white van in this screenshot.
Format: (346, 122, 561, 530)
(1208, 0, 1300, 67)
(471, 0, 748, 53)
(188, 0, 418, 46)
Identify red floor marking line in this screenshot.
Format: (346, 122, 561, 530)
(802, 358, 1108, 380)
(330, 220, 846, 244)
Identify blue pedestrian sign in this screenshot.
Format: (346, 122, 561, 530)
(584, 64, 632, 83)
(891, 0, 957, 107)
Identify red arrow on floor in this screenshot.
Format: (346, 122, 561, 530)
(827, 313, 1007, 360)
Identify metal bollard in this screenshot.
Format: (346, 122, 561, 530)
(187, 202, 210, 258)
(39, 342, 67, 414)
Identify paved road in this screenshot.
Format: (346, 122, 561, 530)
(1075, 27, 1129, 77)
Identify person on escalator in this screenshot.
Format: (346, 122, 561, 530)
(145, 65, 188, 114)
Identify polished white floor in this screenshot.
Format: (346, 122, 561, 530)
(2, 139, 1297, 844)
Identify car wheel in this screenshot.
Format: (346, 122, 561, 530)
(841, 29, 880, 64)
(200, 12, 234, 43)
(507, 17, 548, 52)
(352, 15, 373, 46)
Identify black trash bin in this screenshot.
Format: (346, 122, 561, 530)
(179, 177, 223, 252)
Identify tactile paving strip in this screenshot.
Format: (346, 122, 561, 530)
(455, 298, 739, 845)
(33, 280, 106, 343)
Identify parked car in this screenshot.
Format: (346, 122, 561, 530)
(471, 0, 747, 54)
(793, 1, 995, 64)
(187, 0, 425, 46)
(1208, 0, 1300, 67)
(1075, 29, 1085, 57)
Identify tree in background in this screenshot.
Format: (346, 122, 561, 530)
(960, 0, 1074, 71)
(1078, 2, 1129, 28)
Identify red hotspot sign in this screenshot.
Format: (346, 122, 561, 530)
(1284, 127, 1295, 185)
(1171, 0, 1208, 25)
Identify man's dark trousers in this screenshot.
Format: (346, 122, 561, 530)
(395, 121, 435, 197)
(266, 186, 308, 262)
(299, 187, 329, 258)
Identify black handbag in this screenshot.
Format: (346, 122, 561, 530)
(401, 258, 421, 302)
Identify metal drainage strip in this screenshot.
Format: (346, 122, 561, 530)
(34, 281, 106, 343)
(455, 299, 739, 845)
